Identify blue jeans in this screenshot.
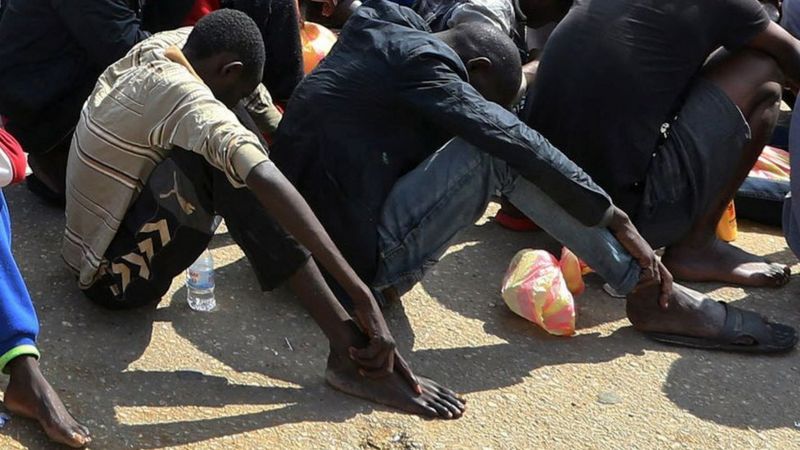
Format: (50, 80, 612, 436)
(372, 138, 641, 299)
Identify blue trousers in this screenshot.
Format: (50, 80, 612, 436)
(0, 190, 39, 373)
(372, 138, 641, 299)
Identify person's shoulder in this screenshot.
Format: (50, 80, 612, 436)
(351, 0, 432, 31)
(130, 28, 193, 60)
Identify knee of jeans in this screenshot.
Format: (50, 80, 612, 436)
(486, 157, 516, 192)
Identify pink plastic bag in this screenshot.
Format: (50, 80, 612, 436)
(500, 248, 585, 336)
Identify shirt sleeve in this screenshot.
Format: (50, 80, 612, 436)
(52, 0, 150, 70)
(395, 50, 614, 227)
(718, 0, 771, 50)
(147, 77, 269, 188)
(244, 84, 283, 135)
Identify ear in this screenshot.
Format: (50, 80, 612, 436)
(220, 61, 244, 78)
(466, 56, 492, 72)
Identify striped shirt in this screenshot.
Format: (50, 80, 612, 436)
(63, 28, 275, 288)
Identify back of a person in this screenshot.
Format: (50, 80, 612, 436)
(65, 28, 203, 286)
(0, 0, 97, 142)
(526, 0, 762, 212)
(273, 0, 464, 277)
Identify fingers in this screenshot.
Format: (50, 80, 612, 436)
(349, 338, 394, 370)
(357, 351, 394, 379)
(657, 260, 673, 310)
(394, 352, 422, 394)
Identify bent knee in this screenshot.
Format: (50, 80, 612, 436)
(703, 49, 784, 114)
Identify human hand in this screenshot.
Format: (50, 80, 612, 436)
(349, 288, 422, 394)
(607, 206, 673, 310)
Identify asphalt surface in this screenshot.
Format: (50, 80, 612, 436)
(0, 184, 798, 449)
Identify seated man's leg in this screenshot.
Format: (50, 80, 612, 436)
(374, 138, 515, 299)
(375, 137, 640, 299)
(210, 164, 465, 417)
(510, 161, 795, 349)
(25, 136, 70, 206)
(82, 152, 218, 309)
(654, 49, 790, 286)
(0, 192, 90, 447)
(376, 138, 795, 350)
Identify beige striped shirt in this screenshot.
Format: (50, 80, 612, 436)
(63, 28, 276, 288)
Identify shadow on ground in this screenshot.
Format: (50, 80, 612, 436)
(1, 186, 798, 448)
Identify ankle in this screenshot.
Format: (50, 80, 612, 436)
(6, 355, 40, 380)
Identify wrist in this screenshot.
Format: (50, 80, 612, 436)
(607, 206, 631, 231)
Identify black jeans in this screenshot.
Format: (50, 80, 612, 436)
(83, 106, 309, 309)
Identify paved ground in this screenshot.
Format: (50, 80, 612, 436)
(0, 184, 798, 449)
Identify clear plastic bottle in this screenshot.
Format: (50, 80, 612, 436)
(187, 249, 216, 312)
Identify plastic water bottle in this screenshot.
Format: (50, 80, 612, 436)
(187, 250, 216, 311)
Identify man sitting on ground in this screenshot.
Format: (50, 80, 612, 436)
(63, 10, 465, 419)
(272, 0, 797, 352)
(0, 129, 91, 447)
(0, 0, 150, 203)
(525, 0, 799, 289)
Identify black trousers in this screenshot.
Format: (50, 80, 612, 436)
(83, 106, 310, 309)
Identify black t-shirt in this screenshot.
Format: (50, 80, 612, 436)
(524, 0, 769, 214)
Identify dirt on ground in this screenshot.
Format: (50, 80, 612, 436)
(0, 185, 798, 449)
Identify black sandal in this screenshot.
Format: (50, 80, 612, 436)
(645, 302, 798, 354)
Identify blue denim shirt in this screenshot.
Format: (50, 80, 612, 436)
(272, 0, 612, 280)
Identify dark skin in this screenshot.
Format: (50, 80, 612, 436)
(437, 28, 768, 343)
(186, 49, 465, 418)
(3, 356, 91, 447)
(658, 22, 800, 289)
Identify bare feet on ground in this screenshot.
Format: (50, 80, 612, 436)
(626, 282, 727, 338)
(3, 356, 91, 448)
(663, 239, 790, 287)
(325, 351, 466, 419)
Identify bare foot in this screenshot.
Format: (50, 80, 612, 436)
(3, 356, 91, 448)
(325, 351, 465, 419)
(626, 281, 797, 351)
(626, 282, 727, 338)
(663, 239, 790, 287)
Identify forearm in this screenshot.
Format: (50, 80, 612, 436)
(415, 82, 613, 226)
(245, 161, 373, 305)
(287, 258, 367, 354)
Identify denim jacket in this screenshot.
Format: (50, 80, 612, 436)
(273, 0, 612, 279)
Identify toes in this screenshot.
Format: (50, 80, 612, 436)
(769, 265, 790, 287)
(432, 387, 466, 410)
(418, 377, 466, 403)
(413, 399, 441, 419)
(77, 424, 91, 437)
(436, 395, 465, 418)
(423, 396, 453, 419)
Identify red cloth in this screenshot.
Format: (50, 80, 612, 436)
(182, 0, 222, 26)
(0, 129, 27, 185)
